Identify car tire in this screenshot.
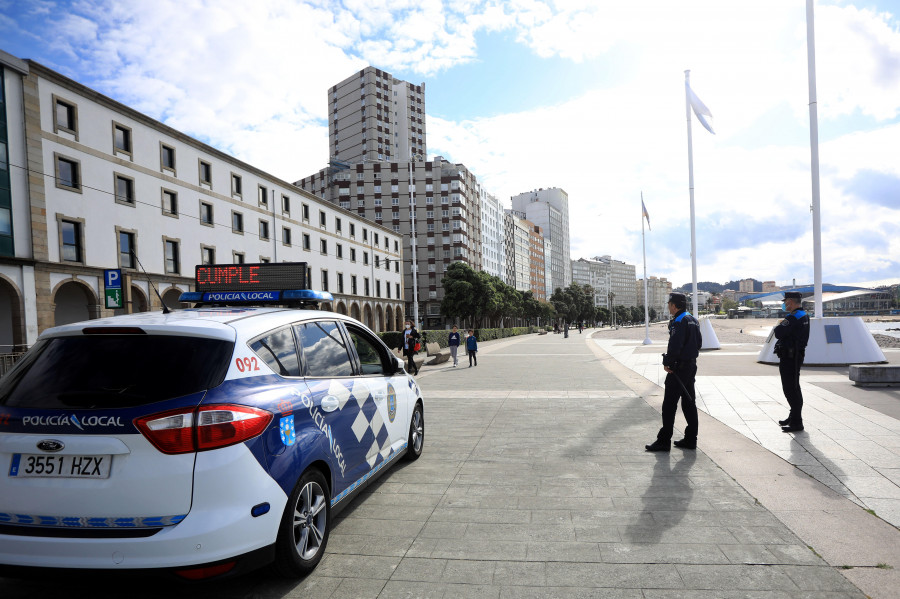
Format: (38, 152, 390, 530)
(273, 468, 331, 577)
(405, 403, 424, 461)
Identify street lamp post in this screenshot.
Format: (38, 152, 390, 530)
(408, 157, 419, 328)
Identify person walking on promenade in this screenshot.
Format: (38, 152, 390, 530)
(466, 329, 478, 367)
(399, 320, 421, 375)
(646, 292, 703, 452)
(775, 291, 810, 432)
(448, 325, 461, 367)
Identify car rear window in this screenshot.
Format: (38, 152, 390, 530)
(0, 335, 234, 409)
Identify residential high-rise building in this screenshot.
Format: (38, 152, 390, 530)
(572, 257, 610, 308)
(527, 224, 547, 302)
(479, 189, 504, 281)
(636, 276, 673, 319)
(593, 255, 637, 309)
(510, 188, 570, 293)
(297, 157, 482, 329)
(328, 66, 426, 164)
(504, 210, 531, 293)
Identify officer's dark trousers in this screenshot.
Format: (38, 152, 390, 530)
(779, 354, 804, 427)
(657, 362, 698, 442)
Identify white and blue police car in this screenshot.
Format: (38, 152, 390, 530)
(0, 262, 424, 580)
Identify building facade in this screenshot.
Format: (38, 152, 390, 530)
(572, 257, 609, 308)
(298, 157, 482, 329)
(0, 54, 404, 357)
(527, 224, 547, 302)
(479, 188, 505, 281)
(511, 187, 571, 293)
(636, 276, 673, 318)
(504, 210, 531, 294)
(594, 255, 637, 309)
(329, 66, 426, 165)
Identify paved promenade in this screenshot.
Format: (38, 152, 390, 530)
(2, 326, 897, 598)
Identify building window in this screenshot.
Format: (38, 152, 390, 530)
(336, 243, 343, 259)
(302, 203, 310, 222)
(335, 217, 342, 233)
(337, 273, 344, 294)
(282, 227, 292, 246)
(233, 251, 245, 264)
(259, 220, 269, 240)
(164, 238, 180, 274)
(302, 233, 310, 250)
(319, 210, 326, 228)
(200, 201, 214, 227)
(396, 283, 400, 299)
(201, 245, 215, 265)
(59, 218, 84, 262)
(349, 223, 355, 238)
(54, 154, 81, 192)
(117, 229, 136, 269)
(375, 280, 381, 297)
(53, 96, 78, 137)
(231, 173, 242, 196)
(321, 270, 329, 292)
(260, 257, 270, 263)
(350, 248, 356, 262)
(162, 189, 178, 217)
(282, 194, 290, 215)
(199, 160, 212, 186)
(320, 239, 327, 255)
(112, 122, 132, 157)
(363, 252, 369, 265)
(258, 184, 268, 208)
(160, 143, 176, 173)
(364, 278, 370, 296)
(232, 211, 244, 234)
(351, 275, 358, 295)
(114, 174, 135, 205)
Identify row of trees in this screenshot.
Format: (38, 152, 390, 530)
(440, 262, 659, 328)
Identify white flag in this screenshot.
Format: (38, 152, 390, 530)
(688, 83, 715, 135)
(641, 195, 650, 230)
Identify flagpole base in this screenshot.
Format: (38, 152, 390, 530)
(699, 317, 721, 350)
(758, 317, 886, 365)
(643, 337, 653, 345)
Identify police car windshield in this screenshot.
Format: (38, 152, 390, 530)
(0, 336, 233, 409)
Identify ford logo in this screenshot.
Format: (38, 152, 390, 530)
(37, 439, 65, 452)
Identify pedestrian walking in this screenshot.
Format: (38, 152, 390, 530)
(448, 325, 461, 367)
(398, 320, 421, 375)
(774, 291, 810, 432)
(646, 292, 703, 452)
(466, 329, 478, 367)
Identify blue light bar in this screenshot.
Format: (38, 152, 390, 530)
(179, 292, 203, 302)
(282, 289, 334, 302)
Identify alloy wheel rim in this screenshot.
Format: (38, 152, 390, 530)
(292, 481, 327, 560)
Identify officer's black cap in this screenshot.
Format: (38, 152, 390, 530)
(668, 292, 687, 309)
(784, 291, 803, 301)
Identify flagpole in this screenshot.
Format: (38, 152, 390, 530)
(685, 70, 699, 317)
(642, 192, 652, 345)
(806, 0, 823, 317)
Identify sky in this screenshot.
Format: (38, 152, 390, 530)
(2, 0, 899, 290)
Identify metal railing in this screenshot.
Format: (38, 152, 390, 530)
(0, 352, 26, 378)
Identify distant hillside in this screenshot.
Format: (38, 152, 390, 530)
(676, 279, 762, 293)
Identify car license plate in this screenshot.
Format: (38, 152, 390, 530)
(9, 454, 111, 478)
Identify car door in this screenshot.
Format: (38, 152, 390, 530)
(294, 319, 371, 493)
(341, 322, 409, 465)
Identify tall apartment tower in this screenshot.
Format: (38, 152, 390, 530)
(329, 66, 426, 164)
(510, 188, 571, 293)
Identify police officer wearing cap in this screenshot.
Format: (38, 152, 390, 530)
(646, 292, 703, 452)
(774, 291, 810, 432)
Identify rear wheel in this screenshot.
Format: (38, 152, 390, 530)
(405, 403, 424, 461)
(274, 469, 330, 577)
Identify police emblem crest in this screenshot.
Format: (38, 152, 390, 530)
(386, 384, 397, 423)
(279, 415, 296, 446)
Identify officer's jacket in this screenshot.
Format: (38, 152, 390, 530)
(663, 310, 702, 368)
(774, 309, 810, 353)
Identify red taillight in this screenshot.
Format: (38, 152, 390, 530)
(175, 561, 236, 580)
(134, 405, 272, 454)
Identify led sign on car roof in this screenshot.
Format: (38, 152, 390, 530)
(180, 262, 333, 306)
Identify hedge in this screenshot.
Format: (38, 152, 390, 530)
(379, 326, 543, 350)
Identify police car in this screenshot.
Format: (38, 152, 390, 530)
(0, 263, 424, 580)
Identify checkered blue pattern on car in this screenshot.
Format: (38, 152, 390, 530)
(0, 512, 186, 528)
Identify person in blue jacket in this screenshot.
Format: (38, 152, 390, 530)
(465, 329, 478, 367)
(448, 325, 461, 367)
(774, 291, 810, 432)
(646, 292, 702, 452)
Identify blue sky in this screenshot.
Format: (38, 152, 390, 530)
(2, 0, 899, 288)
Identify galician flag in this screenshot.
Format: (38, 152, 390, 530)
(687, 83, 715, 134)
(641, 194, 650, 230)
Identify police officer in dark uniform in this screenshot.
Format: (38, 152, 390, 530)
(774, 291, 810, 432)
(646, 292, 703, 452)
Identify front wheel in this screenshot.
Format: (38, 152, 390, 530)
(273, 469, 330, 577)
(405, 403, 424, 461)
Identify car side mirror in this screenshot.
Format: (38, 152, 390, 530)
(394, 355, 406, 374)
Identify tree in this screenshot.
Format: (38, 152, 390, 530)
(649, 307, 657, 322)
(630, 306, 643, 324)
(440, 262, 478, 326)
(615, 305, 629, 326)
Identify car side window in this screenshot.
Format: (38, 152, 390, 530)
(345, 324, 389, 376)
(250, 326, 301, 377)
(296, 321, 354, 377)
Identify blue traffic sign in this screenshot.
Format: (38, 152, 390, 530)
(105, 269, 122, 289)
